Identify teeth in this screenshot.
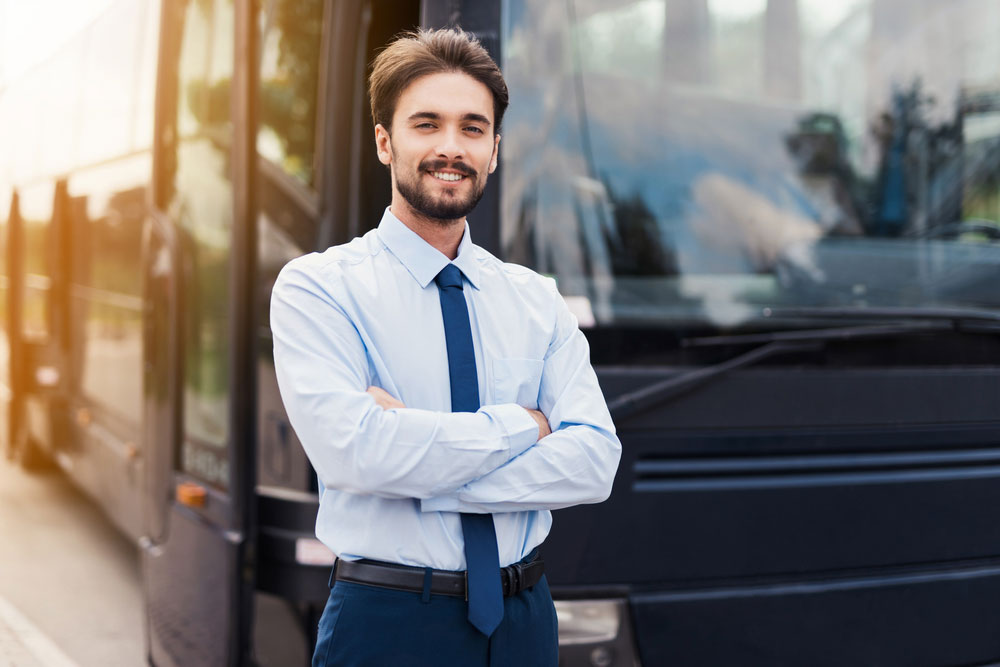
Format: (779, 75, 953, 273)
(432, 172, 463, 182)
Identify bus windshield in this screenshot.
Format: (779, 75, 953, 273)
(500, 0, 1000, 328)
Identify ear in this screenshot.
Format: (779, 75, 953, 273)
(375, 124, 392, 166)
(488, 134, 501, 174)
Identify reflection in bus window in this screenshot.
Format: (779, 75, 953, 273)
(502, 0, 1000, 327)
(257, 0, 323, 186)
(168, 0, 235, 490)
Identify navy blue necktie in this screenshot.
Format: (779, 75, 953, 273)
(435, 263, 504, 636)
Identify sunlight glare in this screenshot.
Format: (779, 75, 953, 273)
(0, 0, 114, 88)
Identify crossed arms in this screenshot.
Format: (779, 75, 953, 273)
(367, 385, 552, 440)
(270, 262, 621, 514)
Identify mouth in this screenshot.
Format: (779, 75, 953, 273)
(421, 159, 477, 185)
(431, 171, 464, 182)
(428, 171, 467, 183)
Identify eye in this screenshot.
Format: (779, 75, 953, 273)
(415, 122, 436, 130)
(465, 126, 485, 135)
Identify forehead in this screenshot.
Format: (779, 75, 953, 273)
(393, 71, 494, 125)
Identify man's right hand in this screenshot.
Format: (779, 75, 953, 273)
(526, 409, 551, 441)
(367, 386, 406, 410)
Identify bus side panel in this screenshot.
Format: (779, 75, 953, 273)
(629, 565, 1000, 666)
(545, 367, 1000, 586)
(145, 507, 238, 667)
(544, 367, 1000, 662)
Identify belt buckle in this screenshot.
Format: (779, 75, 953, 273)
(501, 563, 520, 597)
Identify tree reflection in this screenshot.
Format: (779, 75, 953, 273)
(258, 0, 323, 184)
(184, 0, 323, 184)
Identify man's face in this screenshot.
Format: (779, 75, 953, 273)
(376, 71, 500, 224)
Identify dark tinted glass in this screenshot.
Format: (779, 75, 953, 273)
(167, 0, 235, 490)
(502, 0, 1000, 328)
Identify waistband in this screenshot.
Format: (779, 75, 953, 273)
(331, 549, 544, 599)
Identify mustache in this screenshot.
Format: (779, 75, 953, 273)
(420, 159, 477, 178)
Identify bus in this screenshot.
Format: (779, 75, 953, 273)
(3, 0, 1000, 664)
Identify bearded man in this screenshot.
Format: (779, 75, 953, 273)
(271, 27, 620, 667)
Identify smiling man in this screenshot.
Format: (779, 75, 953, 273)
(270, 28, 621, 666)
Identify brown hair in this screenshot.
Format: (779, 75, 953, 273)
(369, 28, 509, 135)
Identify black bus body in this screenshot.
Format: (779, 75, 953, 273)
(2, 0, 1000, 665)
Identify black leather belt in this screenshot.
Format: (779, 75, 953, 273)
(333, 556, 545, 599)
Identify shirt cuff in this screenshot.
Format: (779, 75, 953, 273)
(483, 402, 540, 460)
(420, 404, 538, 514)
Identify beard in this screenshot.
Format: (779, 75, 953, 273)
(394, 157, 487, 222)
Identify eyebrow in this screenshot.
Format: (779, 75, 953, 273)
(407, 111, 491, 126)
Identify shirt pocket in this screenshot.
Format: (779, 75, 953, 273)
(492, 358, 545, 409)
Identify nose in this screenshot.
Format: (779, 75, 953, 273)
(434, 126, 465, 161)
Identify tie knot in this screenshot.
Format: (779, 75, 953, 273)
(435, 264, 464, 290)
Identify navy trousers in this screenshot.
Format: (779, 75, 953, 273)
(312, 570, 558, 666)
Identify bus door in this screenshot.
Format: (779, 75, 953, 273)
(249, 2, 422, 663)
(140, 0, 258, 664)
(248, 0, 347, 661)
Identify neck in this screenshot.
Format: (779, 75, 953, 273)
(389, 196, 465, 260)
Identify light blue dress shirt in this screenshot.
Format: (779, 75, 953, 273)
(270, 208, 621, 570)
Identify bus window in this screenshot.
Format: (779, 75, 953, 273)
(254, 0, 325, 334)
(501, 0, 1000, 345)
(257, 0, 324, 187)
(167, 0, 235, 490)
(76, 0, 151, 167)
(72, 172, 147, 426)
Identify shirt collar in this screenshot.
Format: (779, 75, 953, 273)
(376, 207, 481, 290)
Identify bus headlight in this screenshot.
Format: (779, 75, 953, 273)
(555, 598, 640, 666)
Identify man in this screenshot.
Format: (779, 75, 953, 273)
(271, 28, 620, 666)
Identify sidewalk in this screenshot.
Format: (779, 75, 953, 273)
(0, 596, 77, 667)
(0, 458, 144, 667)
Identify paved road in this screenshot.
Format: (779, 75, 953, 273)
(0, 455, 145, 666)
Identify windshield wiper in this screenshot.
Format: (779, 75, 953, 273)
(682, 320, 956, 348)
(607, 339, 821, 422)
(606, 315, 1000, 422)
(759, 305, 1000, 326)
